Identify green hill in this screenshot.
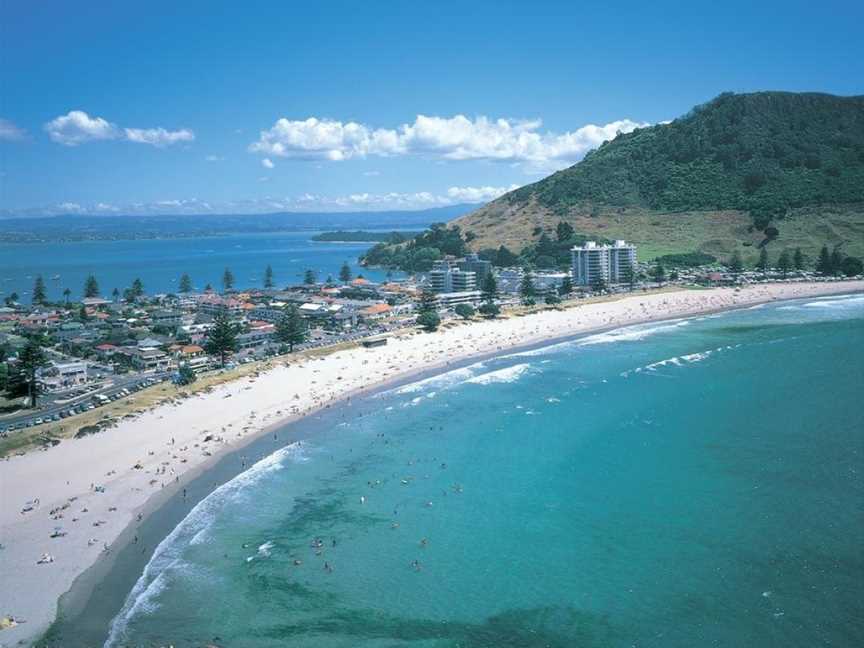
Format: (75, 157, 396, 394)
(454, 92, 864, 263)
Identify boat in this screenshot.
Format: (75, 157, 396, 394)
(51, 274, 61, 280)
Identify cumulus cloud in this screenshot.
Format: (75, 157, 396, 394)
(0, 118, 27, 141)
(249, 114, 648, 169)
(45, 110, 120, 146)
(124, 127, 195, 147)
(261, 157, 275, 169)
(16, 183, 518, 217)
(44, 110, 194, 147)
(446, 184, 521, 202)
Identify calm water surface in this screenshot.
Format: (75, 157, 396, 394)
(0, 232, 397, 301)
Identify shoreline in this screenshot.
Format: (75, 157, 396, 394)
(2, 281, 863, 646)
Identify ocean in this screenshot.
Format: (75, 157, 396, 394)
(0, 231, 401, 302)
(50, 294, 864, 647)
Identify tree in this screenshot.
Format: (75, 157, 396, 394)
(339, 262, 352, 284)
(32, 276, 47, 305)
(264, 265, 274, 289)
(558, 276, 573, 297)
(416, 310, 441, 332)
(418, 288, 438, 314)
(545, 294, 562, 305)
(15, 339, 47, 408)
(4, 292, 19, 307)
(519, 273, 536, 305)
(651, 264, 666, 286)
(625, 265, 637, 291)
(494, 245, 519, 267)
(303, 269, 317, 285)
(480, 273, 498, 303)
(591, 274, 607, 293)
(112, 287, 120, 302)
(205, 311, 238, 367)
(829, 247, 844, 276)
(325, 275, 334, 286)
(78, 304, 89, 322)
(728, 250, 744, 274)
(478, 302, 500, 319)
(84, 274, 100, 298)
(204, 283, 213, 292)
(793, 247, 805, 270)
(179, 273, 192, 293)
(839, 256, 863, 277)
(556, 221, 575, 242)
(222, 268, 235, 292)
(62, 287, 71, 305)
(816, 245, 832, 275)
(454, 303, 475, 320)
(777, 250, 791, 277)
(130, 278, 145, 298)
(756, 248, 769, 274)
(275, 305, 307, 352)
(176, 364, 197, 386)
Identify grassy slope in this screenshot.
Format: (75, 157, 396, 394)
(454, 200, 864, 263)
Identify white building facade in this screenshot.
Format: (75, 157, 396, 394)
(571, 240, 636, 286)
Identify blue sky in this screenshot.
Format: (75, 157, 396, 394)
(2, 0, 862, 215)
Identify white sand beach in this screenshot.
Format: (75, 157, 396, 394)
(1, 281, 862, 645)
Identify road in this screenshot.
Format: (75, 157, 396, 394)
(0, 372, 169, 435)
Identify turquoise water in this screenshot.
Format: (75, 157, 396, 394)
(0, 231, 397, 301)
(107, 295, 864, 647)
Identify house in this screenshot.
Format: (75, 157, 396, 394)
(38, 361, 89, 391)
(237, 322, 275, 349)
(94, 343, 118, 360)
(129, 347, 172, 372)
(174, 344, 211, 373)
(82, 297, 111, 307)
(150, 309, 183, 329)
(197, 295, 246, 317)
(358, 303, 392, 321)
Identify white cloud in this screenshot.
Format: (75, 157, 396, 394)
(44, 110, 193, 147)
(45, 110, 120, 146)
(362, 170, 381, 176)
(0, 118, 27, 141)
(124, 127, 194, 147)
(17, 183, 519, 217)
(446, 184, 521, 203)
(205, 154, 225, 162)
(261, 157, 275, 169)
(57, 202, 84, 213)
(249, 114, 648, 170)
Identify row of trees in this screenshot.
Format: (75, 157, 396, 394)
(726, 245, 862, 277)
(31, 262, 360, 306)
(204, 304, 309, 367)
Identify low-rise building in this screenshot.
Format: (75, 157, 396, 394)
(39, 361, 89, 391)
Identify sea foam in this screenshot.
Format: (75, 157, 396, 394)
(104, 443, 304, 647)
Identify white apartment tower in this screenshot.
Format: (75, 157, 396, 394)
(429, 260, 477, 293)
(571, 240, 636, 286)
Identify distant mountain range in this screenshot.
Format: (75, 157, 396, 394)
(454, 92, 864, 261)
(0, 205, 476, 243)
